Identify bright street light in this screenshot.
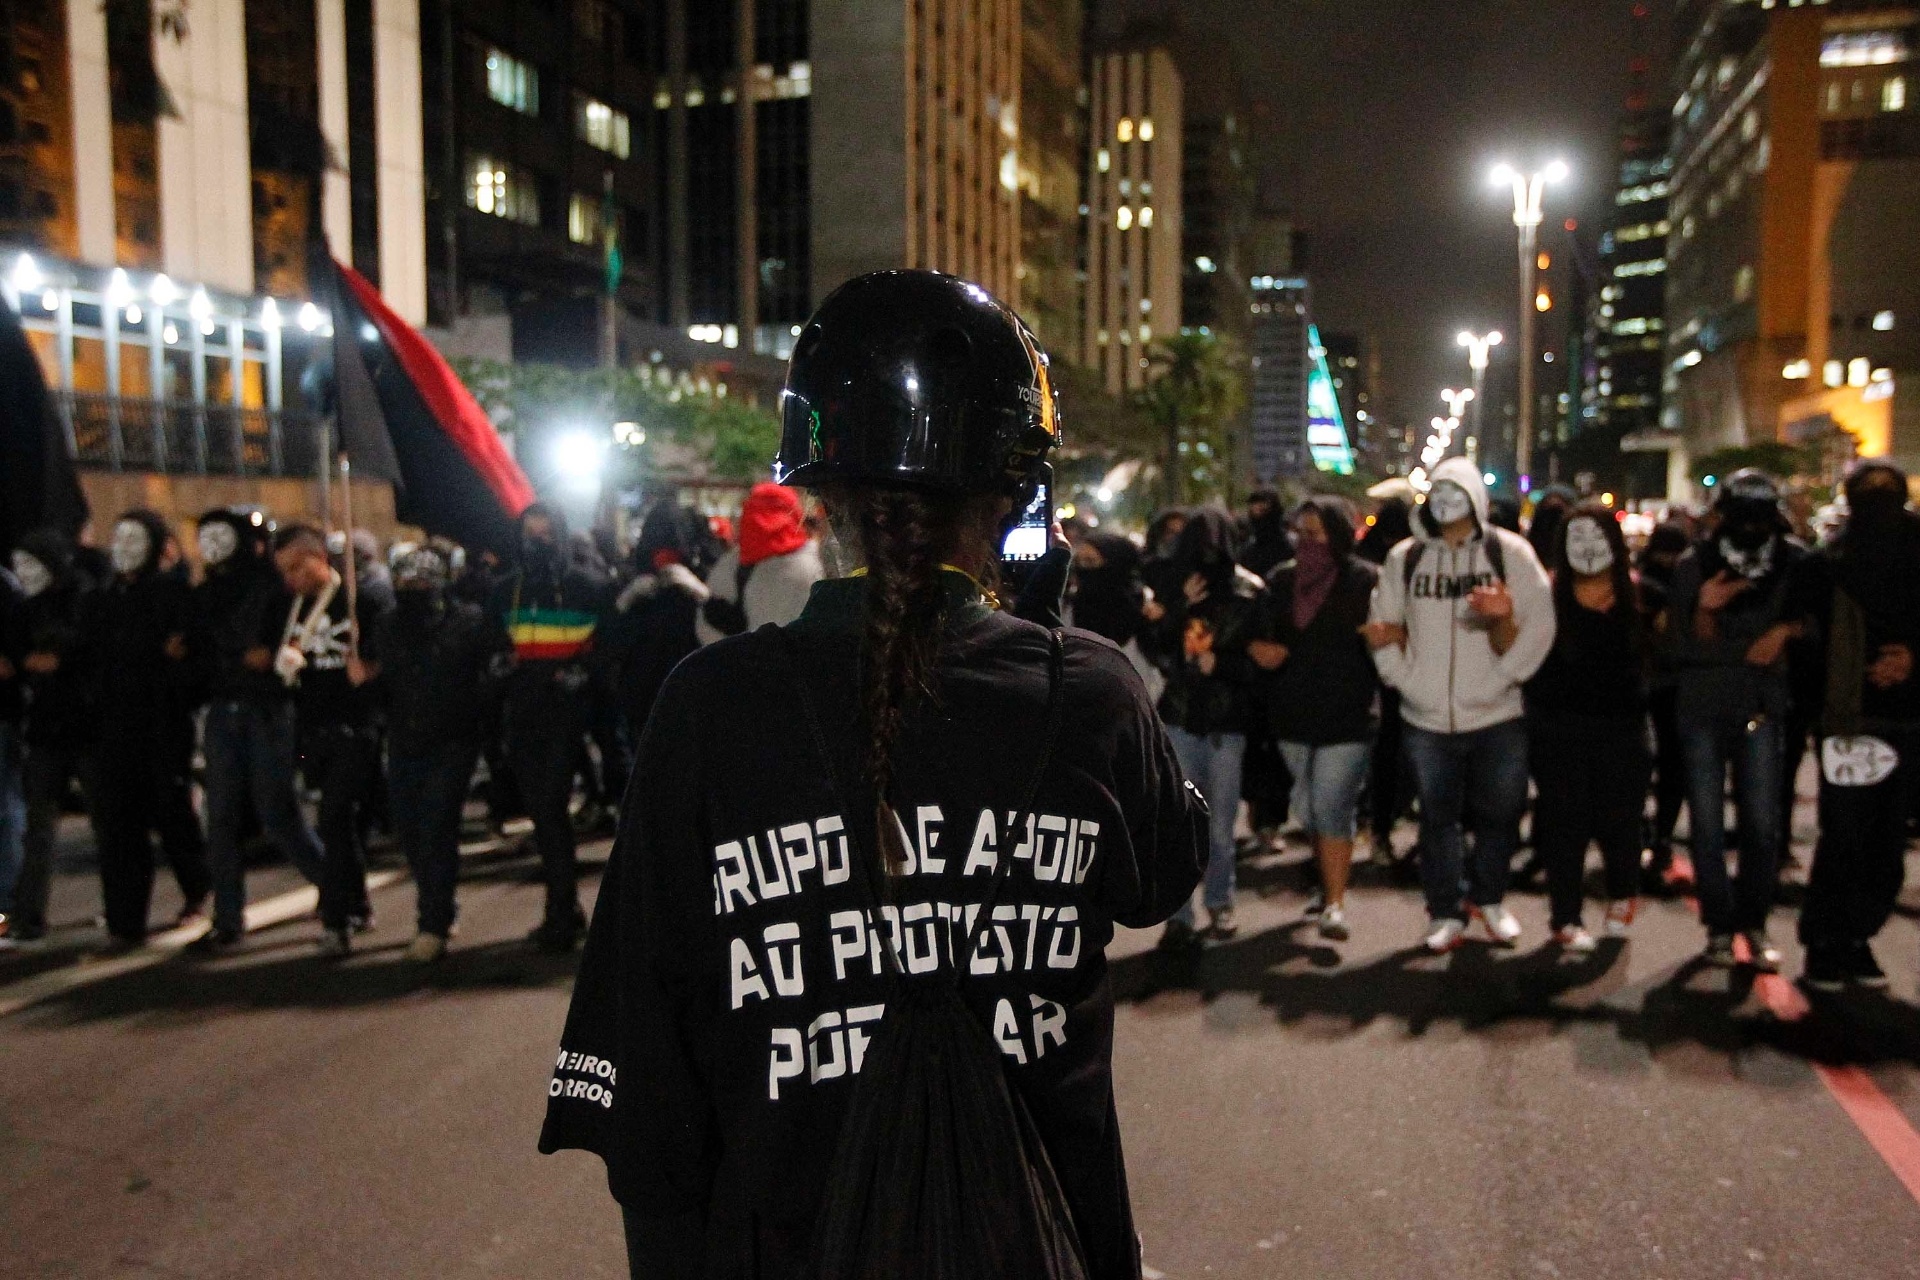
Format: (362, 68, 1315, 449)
(552, 429, 607, 492)
(1489, 159, 1570, 488)
(1442, 387, 1475, 422)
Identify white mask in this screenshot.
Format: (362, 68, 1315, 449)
(110, 520, 153, 576)
(1718, 536, 1776, 581)
(1427, 483, 1473, 526)
(198, 522, 238, 567)
(1563, 517, 1615, 577)
(10, 550, 52, 599)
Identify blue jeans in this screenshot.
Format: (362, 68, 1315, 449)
(1167, 727, 1246, 922)
(1404, 719, 1530, 922)
(1682, 709, 1784, 935)
(388, 741, 479, 937)
(0, 722, 25, 912)
(1278, 740, 1374, 840)
(204, 701, 326, 935)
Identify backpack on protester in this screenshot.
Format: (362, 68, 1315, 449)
(1402, 531, 1506, 592)
(785, 626, 1092, 1280)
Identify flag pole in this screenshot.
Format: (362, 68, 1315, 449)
(339, 452, 360, 659)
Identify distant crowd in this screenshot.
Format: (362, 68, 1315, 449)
(2, 455, 1916, 993)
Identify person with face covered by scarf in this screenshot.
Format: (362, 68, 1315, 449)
(377, 545, 501, 961)
(1789, 462, 1920, 989)
(6, 530, 98, 945)
(695, 482, 823, 645)
(82, 510, 212, 947)
(1524, 504, 1653, 952)
(1637, 521, 1694, 885)
(190, 508, 327, 953)
(490, 503, 612, 950)
(1239, 488, 1292, 580)
(1139, 506, 1266, 946)
(1248, 497, 1380, 940)
(606, 499, 718, 739)
(1666, 469, 1809, 970)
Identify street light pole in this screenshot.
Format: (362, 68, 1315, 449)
(1441, 388, 1475, 458)
(1492, 161, 1567, 488)
(1457, 329, 1502, 471)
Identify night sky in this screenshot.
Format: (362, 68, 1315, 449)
(1122, 0, 1671, 440)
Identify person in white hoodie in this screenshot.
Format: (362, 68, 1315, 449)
(1364, 458, 1556, 952)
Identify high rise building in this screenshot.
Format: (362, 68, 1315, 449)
(1079, 41, 1182, 393)
(1246, 217, 1309, 482)
(1177, 68, 1254, 353)
(1667, 0, 1920, 475)
(1017, 0, 1086, 357)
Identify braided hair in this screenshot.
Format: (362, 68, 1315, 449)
(820, 484, 1004, 874)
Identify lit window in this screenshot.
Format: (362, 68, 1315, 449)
(1194, 255, 1216, 273)
(485, 48, 539, 115)
(1874, 310, 1897, 331)
(1886, 76, 1907, 111)
(568, 193, 605, 245)
(1116, 117, 1134, 142)
(1850, 357, 1871, 387)
(1139, 118, 1155, 141)
(1821, 30, 1910, 69)
(1116, 207, 1133, 230)
(1096, 148, 1110, 173)
(1139, 206, 1154, 227)
(1824, 360, 1846, 388)
(467, 155, 540, 225)
(1138, 323, 1152, 342)
(1783, 359, 1813, 379)
(1733, 264, 1755, 302)
(575, 95, 631, 158)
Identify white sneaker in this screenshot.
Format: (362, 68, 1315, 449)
(1424, 917, 1467, 953)
(1553, 924, 1598, 954)
(1602, 899, 1637, 939)
(1318, 902, 1350, 941)
(1475, 903, 1523, 946)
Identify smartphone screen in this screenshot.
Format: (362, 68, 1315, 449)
(1001, 479, 1052, 563)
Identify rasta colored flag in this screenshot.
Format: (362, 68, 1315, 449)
(313, 250, 534, 556)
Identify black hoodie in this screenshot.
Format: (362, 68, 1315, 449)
(1141, 507, 1264, 735)
(191, 511, 295, 707)
(86, 510, 198, 741)
(14, 529, 97, 748)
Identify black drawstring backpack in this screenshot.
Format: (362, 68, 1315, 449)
(787, 627, 1091, 1280)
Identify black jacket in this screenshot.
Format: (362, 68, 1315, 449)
(192, 561, 292, 706)
(0, 569, 24, 724)
(375, 595, 501, 754)
(86, 567, 198, 742)
(1256, 557, 1380, 745)
(20, 574, 95, 748)
(1142, 567, 1265, 736)
(540, 575, 1205, 1280)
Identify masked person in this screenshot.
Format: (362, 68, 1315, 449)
(377, 545, 499, 962)
(607, 501, 714, 736)
(84, 510, 211, 947)
(1239, 488, 1292, 579)
(7, 531, 97, 945)
(540, 269, 1204, 1279)
(1637, 521, 1693, 887)
(1525, 505, 1652, 952)
(1140, 506, 1265, 946)
(695, 482, 824, 644)
(1665, 469, 1807, 970)
(273, 525, 390, 956)
(1365, 459, 1556, 952)
(491, 503, 610, 950)
(192, 508, 326, 953)
(1794, 463, 1920, 989)
(1249, 497, 1380, 940)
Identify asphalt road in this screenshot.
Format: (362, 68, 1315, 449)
(3, 802, 1918, 1280)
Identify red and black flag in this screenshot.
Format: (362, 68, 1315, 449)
(0, 289, 88, 550)
(313, 251, 533, 556)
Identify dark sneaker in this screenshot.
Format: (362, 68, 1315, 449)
(1847, 942, 1890, 989)
(348, 910, 375, 935)
(1743, 930, 1783, 974)
(317, 928, 352, 958)
(189, 928, 244, 956)
(173, 896, 210, 929)
(1704, 933, 1737, 967)
(1157, 918, 1200, 951)
(1302, 890, 1326, 921)
(1801, 946, 1848, 993)
(527, 918, 583, 953)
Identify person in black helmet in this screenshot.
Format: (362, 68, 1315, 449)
(540, 270, 1205, 1280)
(1666, 468, 1808, 970)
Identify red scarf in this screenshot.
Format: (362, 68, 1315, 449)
(738, 483, 809, 567)
(1292, 537, 1340, 631)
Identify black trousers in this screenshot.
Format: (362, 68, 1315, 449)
(301, 724, 380, 932)
(1529, 713, 1652, 930)
(91, 727, 210, 943)
(1799, 726, 1916, 949)
(507, 677, 588, 925)
(1647, 685, 1686, 857)
(17, 741, 97, 934)
(1370, 688, 1409, 843)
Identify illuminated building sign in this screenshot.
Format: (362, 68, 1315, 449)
(1306, 325, 1356, 474)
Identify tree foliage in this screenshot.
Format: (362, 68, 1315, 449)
(1135, 331, 1245, 507)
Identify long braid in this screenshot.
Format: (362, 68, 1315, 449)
(825, 485, 991, 874)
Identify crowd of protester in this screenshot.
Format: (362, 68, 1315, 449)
(1065, 458, 1918, 991)
(0, 457, 1914, 992)
(0, 480, 821, 961)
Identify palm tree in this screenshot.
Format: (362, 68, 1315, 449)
(1136, 331, 1242, 507)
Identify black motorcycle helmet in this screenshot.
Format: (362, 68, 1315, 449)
(774, 270, 1060, 496)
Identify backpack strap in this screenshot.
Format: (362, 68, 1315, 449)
(1401, 534, 1505, 590)
(784, 626, 1068, 989)
(1401, 541, 1425, 592)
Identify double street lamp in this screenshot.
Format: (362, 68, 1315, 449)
(1490, 159, 1568, 489)
(1457, 329, 1502, 465)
